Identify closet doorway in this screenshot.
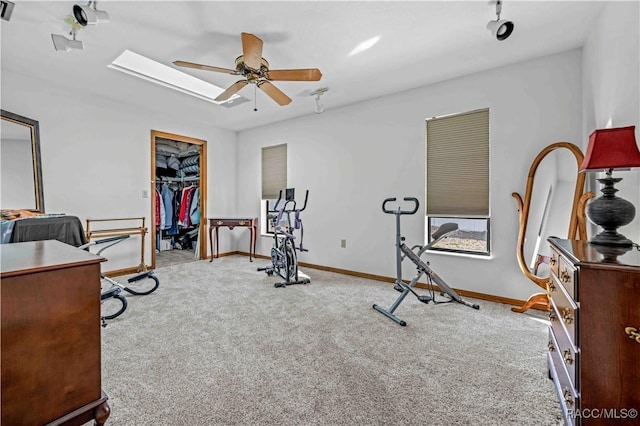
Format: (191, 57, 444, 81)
(151, 130, 207, 269)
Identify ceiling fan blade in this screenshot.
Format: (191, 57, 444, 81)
(241, 32, 264, 71)
(215, 80, 249, 102)
(265, 69, 322, 81)
(173, 60, 238, 74)
(257, 80, 292, 106)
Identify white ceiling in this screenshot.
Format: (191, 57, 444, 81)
(1, 1, 604, 132)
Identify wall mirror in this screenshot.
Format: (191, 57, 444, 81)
(1, 110, 45, 212)
(512, 142, 592, 313)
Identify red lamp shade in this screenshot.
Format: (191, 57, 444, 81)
(579, 125, 640, 172)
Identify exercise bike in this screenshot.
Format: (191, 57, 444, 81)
(79, 235, 160, 327)
(258, 188, 310, 288)
(373, 197, 479, 326)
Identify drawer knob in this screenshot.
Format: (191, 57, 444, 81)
(562, 349, 574, 365)
(548, 340, 556, 352)
(625, 327, 640, 344)
(239, 221, 246, 225)
(216, 221, 224, 226)
(549, 311, 558, 322)
(560, 270, 571, 283)
(563, 388, 575, 406)
(548, 281, 556, 292)
(561, 308, 574, 325)
(550, 256, 557, 266)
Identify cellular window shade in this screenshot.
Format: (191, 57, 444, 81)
(262, 144, 287, 199)
(426, 109, 489, 216)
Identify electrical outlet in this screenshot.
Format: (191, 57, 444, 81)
(142, 189, 149, 198)
(341, 239, 347, 248)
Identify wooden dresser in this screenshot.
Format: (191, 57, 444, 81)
(1, 240, 111, 425)
(547, 237, 640, 426)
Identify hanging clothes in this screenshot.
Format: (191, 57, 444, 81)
(159, 190, 166, 230)
(178, 185, 197, 227)
(166, 189, 180, 236)
(161, 183, 174, 230)
(154, 189, 162, 228)
(189, 187, 200, 226)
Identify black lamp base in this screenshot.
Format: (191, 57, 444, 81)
(586, 174, 636, 247)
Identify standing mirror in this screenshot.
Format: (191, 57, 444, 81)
(1, 110, 45, 213)
(512, 142, 592, 313)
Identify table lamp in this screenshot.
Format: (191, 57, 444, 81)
(579, 125, 640, 246)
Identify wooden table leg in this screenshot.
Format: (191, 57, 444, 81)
(252, 224, 257, 261)
(209, 224, 214, 262)
(215, 227, 219, 259)
(248, 226, 255, 262)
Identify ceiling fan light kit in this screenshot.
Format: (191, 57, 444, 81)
(174, 32, 322, 107)
(487, 0, 514, 41)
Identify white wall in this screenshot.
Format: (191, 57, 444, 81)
(582, 1, 640, 242)
(1, 70, 238, 270)
(238, 50, 583, 301)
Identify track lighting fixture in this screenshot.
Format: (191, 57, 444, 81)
(73, 1, 110, 27)
(310, 87, 329, 114)
(51, 15, 84, 51)
(0, 1, 15, 21)
(51, 33, 84, 52)
(487, 0, 514, 41)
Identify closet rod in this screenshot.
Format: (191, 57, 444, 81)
(156, 176, 199, 183)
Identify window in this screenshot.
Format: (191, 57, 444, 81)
(426, 108, 490, 255)
(427, 217, 490, 254)
(261, 144, 287, 235)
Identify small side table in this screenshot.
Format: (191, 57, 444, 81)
(208, 218, 257, 262)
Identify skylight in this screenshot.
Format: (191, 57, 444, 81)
(108, 50, 241, 105)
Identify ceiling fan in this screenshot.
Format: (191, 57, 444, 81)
(174, 32, 322, 106)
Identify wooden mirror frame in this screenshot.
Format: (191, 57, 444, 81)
(1, 109, 45, 212)
(511, 142, 593, 313)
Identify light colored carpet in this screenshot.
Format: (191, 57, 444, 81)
(101, 255, 562, 425)
(155, 248, 198, 269)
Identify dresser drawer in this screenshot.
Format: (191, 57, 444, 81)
(548, 330, 579, 426)
(549, 289, 578, 348)
(557, 255, 577, 300)
(548, 324, 578, 388)
(212, 218, 253, 227)
(549, 249, 560, 280)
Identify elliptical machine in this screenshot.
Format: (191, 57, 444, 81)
(257, 188, 310, 288)
(373, 197, 479, 326)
